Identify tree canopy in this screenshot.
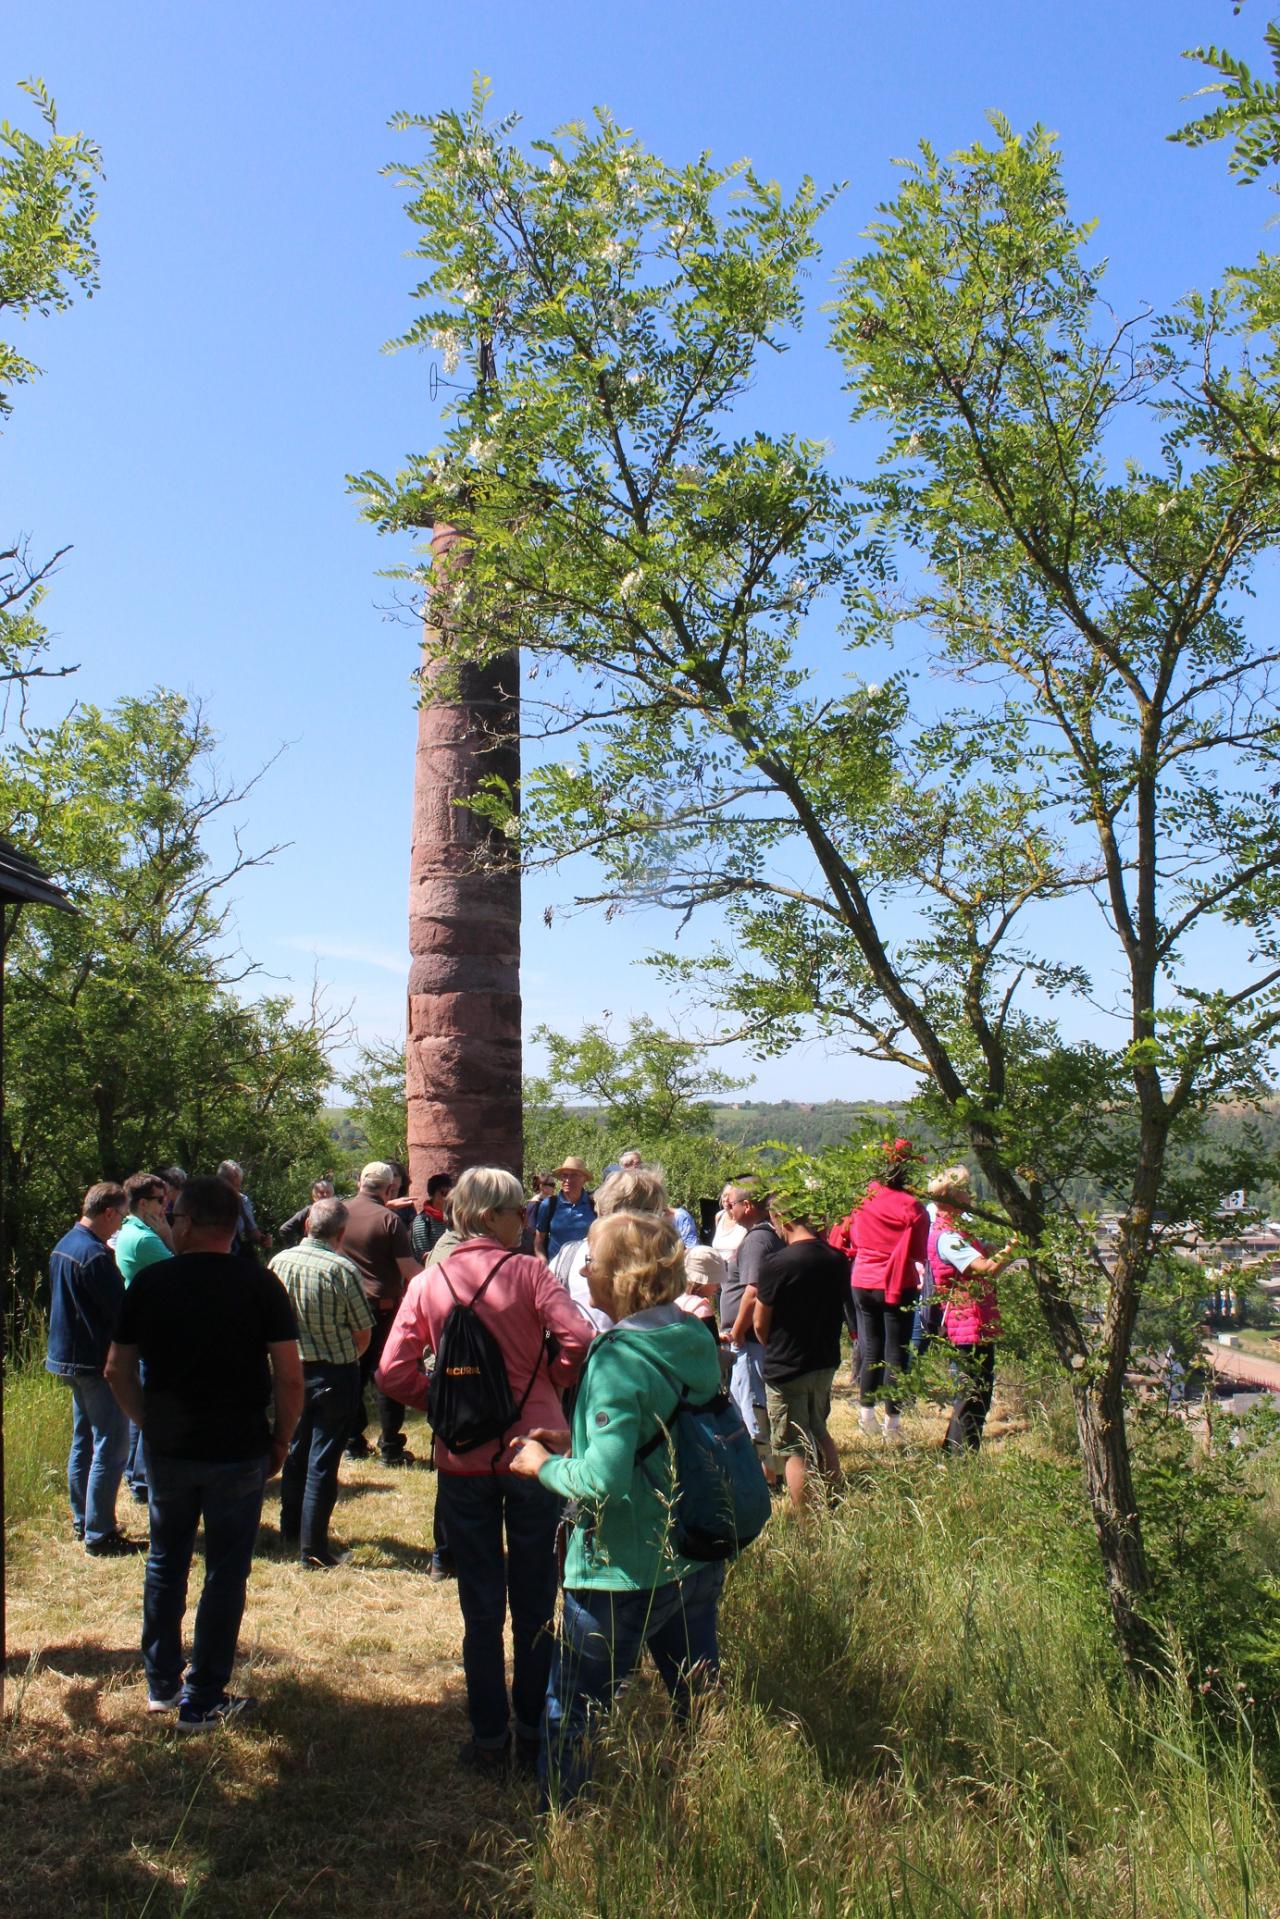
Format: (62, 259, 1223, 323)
(357, 81, 1280, 1668)
(0, 78, 100, 702)
(1, 693, 339, 1294)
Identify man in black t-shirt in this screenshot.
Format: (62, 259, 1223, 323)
(753, 1207, 849, 1511)
(107, 1176, 302, 1732)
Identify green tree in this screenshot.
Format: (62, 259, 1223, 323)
(532, 1015, 745, 1138)
(2, 692, 340, 1295)
(0, 78, 100, 699)
(357, 91, 1280, 1671)
(340, 1040, 409, 1171)
(1173, 16, 1280, 185)
(524, 1016, 745, 1218)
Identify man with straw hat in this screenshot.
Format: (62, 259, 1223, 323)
(533, 1157, 595, 1262)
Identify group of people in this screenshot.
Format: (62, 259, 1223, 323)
(42, 1137, 1013, 1792)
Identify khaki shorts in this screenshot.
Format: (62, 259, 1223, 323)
(766, 1367, 837, 1460)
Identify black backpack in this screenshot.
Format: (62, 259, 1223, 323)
(427, 1251, 537, 1457)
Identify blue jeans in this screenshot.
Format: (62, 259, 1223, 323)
(436, 1471, 562, 1749)
(125, 1421, 147, 1495)
(543, 1562, 726, 1804)
(66, 1372, 129, 1544)
(349, 1309, 407, 1459)
(727, 1341, 768, 1449)
(142, 1450, 268, 1709)
(911, 1298, 943, 1361)
(280, 1361, 360, 1556)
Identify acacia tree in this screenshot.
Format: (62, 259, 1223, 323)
(355, 88, 1280, 1671)
(0, 78, 100, 700)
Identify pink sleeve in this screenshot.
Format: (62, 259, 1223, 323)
(375, 1278, 432, 1412)
(908, 1204, 931, 1274)
(532, 1262, 596, 1385)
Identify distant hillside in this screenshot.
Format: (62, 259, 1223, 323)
(324, 1106, 366, 1153)
(326, 1096, 1278, 1210)
(706, 1099, 909, 1152)
(325, 1097, 909, 1161)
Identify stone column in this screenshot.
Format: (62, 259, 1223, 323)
(407, 522, 522, 1193)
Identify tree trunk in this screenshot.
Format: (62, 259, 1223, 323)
(1071, 1372, 1160, 1677)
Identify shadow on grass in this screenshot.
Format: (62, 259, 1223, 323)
(331, 1477, 403, 1504)
(351, 1535, 435, 1573)
(0, 1661, 529, 1919)
(17, 1640, 140, 1681)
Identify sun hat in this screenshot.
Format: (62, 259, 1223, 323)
(683, 1245, 726, 1291)
(552, 1156, 593, 1179)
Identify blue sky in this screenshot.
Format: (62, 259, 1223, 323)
(5, 0, 1272, 1102)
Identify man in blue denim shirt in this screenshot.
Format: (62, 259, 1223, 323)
(46, 1181, 143, 1556)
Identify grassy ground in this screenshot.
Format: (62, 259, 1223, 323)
(4, 1370, 1279, 1917)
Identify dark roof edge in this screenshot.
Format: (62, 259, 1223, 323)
(0, 836, 76, 913)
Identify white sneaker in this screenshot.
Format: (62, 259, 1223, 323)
(858, 1406, 879, 1437)
(882, 1413, 903, 1443)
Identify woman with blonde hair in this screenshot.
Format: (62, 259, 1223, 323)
(925, 1166, 1017, 1454)
(511, 1209, 725, 1802)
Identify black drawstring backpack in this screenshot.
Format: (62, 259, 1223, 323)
(426, 1250, 538, 1459)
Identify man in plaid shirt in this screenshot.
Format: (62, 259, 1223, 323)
(269, 1199, 376, 1568)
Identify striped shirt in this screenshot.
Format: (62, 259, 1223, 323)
(269, 1238, 376, 1364)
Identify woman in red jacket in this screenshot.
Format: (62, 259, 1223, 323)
(847, 1140, 930, 1440)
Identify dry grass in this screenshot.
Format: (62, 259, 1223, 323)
(2, 1406, 537, 1918)
(0, 1373, 1030, 1918)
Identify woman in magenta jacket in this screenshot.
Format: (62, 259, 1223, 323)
(378, 1165, 594, 1774)
(925, 1166, 1017, 1454)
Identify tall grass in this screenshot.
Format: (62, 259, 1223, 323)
(4, 1355, 1279, 1917)
(3, 1337, 67, 1530)
(530, 1448, 1280, 1919)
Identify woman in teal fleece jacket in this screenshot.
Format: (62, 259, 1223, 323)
(511, 1208, 726, 1801)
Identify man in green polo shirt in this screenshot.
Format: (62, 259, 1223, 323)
(115, 1173, 175, 1501)
(117, 1174, 175, 1283)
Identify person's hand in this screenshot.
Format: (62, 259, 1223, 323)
(509, 1437, 550, 1478)
(267, 1436, 289, 1478)
(526, 1426, 570, 1455)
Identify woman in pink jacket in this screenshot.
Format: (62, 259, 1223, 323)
(925, 1166, 1017, 1455)
(377, 1165, 594, 1775)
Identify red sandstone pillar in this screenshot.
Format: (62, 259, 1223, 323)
(407, 523, 522, 1192)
